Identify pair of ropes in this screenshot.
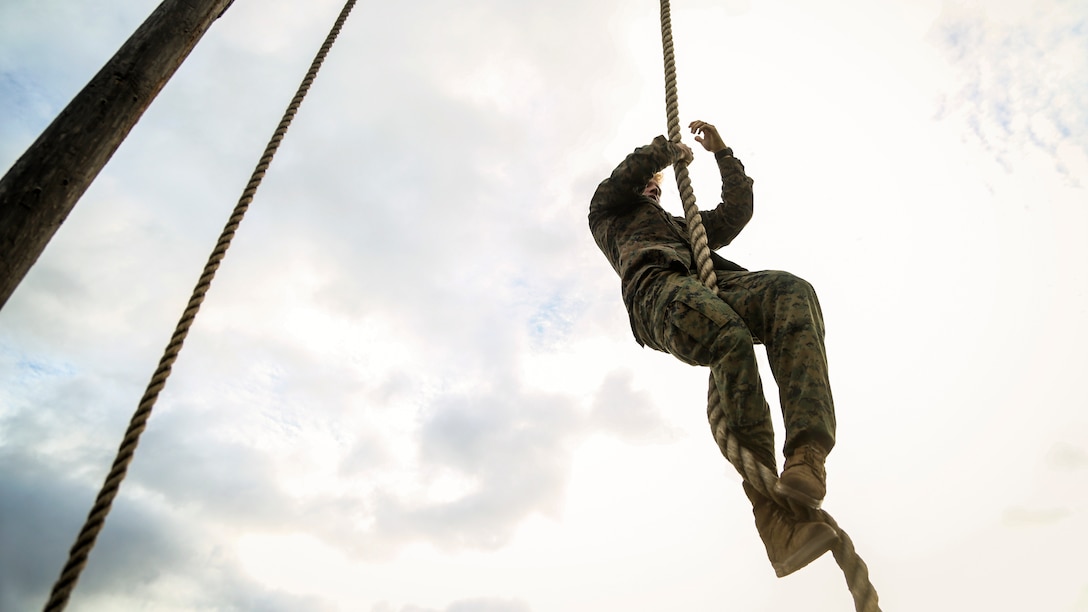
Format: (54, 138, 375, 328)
(41, 1, 879, 610)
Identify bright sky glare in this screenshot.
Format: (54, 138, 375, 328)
(1, 0, 1086, 611)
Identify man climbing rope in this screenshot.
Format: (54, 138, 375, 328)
(588, 120, 840, 577)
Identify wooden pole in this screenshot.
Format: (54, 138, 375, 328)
(0, 0, 236, 310)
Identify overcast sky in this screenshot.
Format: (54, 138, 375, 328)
(2, 0, 1086, 611)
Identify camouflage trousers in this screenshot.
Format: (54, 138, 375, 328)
(639, 268, 836, 470)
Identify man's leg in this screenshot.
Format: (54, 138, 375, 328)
(716, 270, 836, 507)
(639, 270, 838, 575)
(645, 271, 777, 469)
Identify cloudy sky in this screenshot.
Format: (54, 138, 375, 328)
(2, 0, 1086, 610)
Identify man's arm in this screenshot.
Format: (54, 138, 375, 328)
(589, 135, 692, 214)
(689, 121, 754, 248)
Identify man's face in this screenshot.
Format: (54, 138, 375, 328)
(642, 179, 661, 203)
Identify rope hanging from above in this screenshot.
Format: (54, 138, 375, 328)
(41, 2, 358, 610)
(655, 2, 881, 610)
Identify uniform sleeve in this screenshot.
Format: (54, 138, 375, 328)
(700, 147, 754, 248)
(589, 135, 683, 216)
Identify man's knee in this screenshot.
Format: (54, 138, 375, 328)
(765, 271, 817, 301)
(766, 271, 824, 325)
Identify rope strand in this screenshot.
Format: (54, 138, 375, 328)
(41, 2, 358, 609)
(658, 1, 880, 609)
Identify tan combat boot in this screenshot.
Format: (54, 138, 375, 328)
(744, 482, 839, 577)
(776, 443, 828, 509)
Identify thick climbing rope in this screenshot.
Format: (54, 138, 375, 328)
(41, 2, 357, 610)
(657, 2, 881, 610)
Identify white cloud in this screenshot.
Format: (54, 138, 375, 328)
(931, 0, 1088, 182)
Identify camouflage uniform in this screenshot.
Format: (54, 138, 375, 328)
(588, 136, 835, 470)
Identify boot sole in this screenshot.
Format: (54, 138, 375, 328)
(775, 481, 824, 509)
(772, 526, 839, 578)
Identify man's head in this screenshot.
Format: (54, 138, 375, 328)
(642, 172, 665, 203)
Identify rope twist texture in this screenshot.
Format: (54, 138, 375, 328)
(42, 2, 358, 609)
(658, 2, 880, 610)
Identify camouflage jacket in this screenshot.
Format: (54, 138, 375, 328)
(588, 135, 754, 346)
